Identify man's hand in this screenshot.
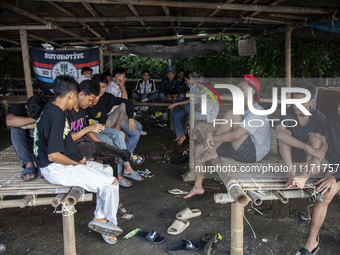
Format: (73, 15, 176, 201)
(172, 94, 178, 100)
(205, 132, 214, 150)
(141, 94, 148, 100)
(127, 118, 136, 131)
(168, 103, 178, 110)
(316, 175, 337, 195)
(79, 157, 87, 165)
(167, 94, 173, 101)
(86, 124, 105, 133)
(305, 145, 325, 162)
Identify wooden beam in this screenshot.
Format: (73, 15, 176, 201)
(270, 13, 307, 20)
(162, 6, 177, 34)
(28, 33, 64, 48)
(19, 29, 34, 99)
(127, 4, 150, 32)
(48, 1, 102, 38)
(240, 15, 286, 24)
(34, 0, 335, 14)
(0, 25, 57, 31)
(176, 7, 182, 26)
(231, 202, 244, 255)
(82, 2, 110, 34)
(0, 0, 96, 46)
(248, 0, 285, 18)
(0, 38, 21, 46)
(47, 15, 280, 24)
(64, 32, 246, 45)
(285, 28, 291, 89)
(0, 47, 22, 51)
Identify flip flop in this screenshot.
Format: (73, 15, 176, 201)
(130, 154, 145, 165)
(119, 177, 132, 187)
(295, 246, 320, 255)
(102, 234, 117, 245)
(122, 171, 143, 181)
(137, 169, 154, 178)
(168, 240, 201, 254)
(21, 167, 37, 181)
(118, 203, 127, 215)
(168, 189, 188, 195)
(88, 221, 123, 236)
(167, 219, 190, 235)
(136, 230, 165, 245)
(200, 234, 218, 255)
(176, 207, 201, 220)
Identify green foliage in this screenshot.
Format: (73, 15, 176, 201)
(0, 53, 25, 89)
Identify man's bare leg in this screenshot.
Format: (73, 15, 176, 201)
(302, 182, 340, 252)
(293, 133, 322, 188)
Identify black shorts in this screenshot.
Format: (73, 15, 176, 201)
(277, 144, 306, 163)
(216, 135, 256, 163)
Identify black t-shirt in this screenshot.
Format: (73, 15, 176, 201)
(9, 103, 29, 117)
(160, 77, 180, 95)
(322, 113, 340, 164)
(86, 92, 133, 125)
(34, 101, 83, 168)
(66, 108, 88, 134)
(279, 106, 325, 143)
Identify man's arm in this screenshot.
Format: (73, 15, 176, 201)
(119, 83, 128, 99)
(86, 132, 102, 142)
(48, 152, 82, 166)
(150, 80, 157, 94)
(168, 100, 190, 110)
(70, 124, 105, 141)
(6, 114, 36, 128)
(205, 126, 249, 149)
(107, 95, 134, 119)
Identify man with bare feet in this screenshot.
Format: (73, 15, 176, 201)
(34, 76, 122, 244)
(185, 75, 270, 199)
(295, 101, 340, 255)
(276, 82, 327, 189)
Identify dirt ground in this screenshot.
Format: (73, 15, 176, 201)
(0, 109, 339, 255)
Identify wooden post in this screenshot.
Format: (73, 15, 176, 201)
(62, 205, 76, 255)
(19, 29, 33, 99)
(168, 59, 172, 67)
(285, 28, 292, 89)
(231, 202, 244, 255)
(109, 55, 113, 73)
(99, 48, 103, 73)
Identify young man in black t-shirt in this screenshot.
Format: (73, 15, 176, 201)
(34, 76, 122, 244)
(277, 82, 328, 189)
(295, 102, 340, 255)
(6, 95, 48, 181)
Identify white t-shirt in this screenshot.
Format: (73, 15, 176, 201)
(239, 103, 270, 161)
(106, 81, 122, 98)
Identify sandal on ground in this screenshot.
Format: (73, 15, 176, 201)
(167, 219, 190, 235)
(200, 234, 218, 255)
(118, 203, 126, 215)
(137, 169, 154, 178)
(119, 177, 132, 187)
(136, 230, 165, 245)
(88, 221, 123, 236)
(168, 240, 201, 254)
(21, 167, 37, 181)
(122, 171, 143, 181)
(295, 246, 320, 255)
(176, 207, 201, 220)
(102, 234, 117, 245)
(130, 154, 145, 165)
(168, 189, 188, 195)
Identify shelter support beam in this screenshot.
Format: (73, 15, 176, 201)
(231, 202, 243, 255)
(285, 28, 292, 89)
(19, 29, 34, 99)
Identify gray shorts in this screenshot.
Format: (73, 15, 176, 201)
(277, 145, 306, 163)
(216, 135, 256, 163)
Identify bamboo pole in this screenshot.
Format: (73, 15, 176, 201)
(52, 193, 67, 208)
(0, 25, 57, 31)
(109, 55, 113, 73)
(285, 28, 292, 89)
(220, 173, 250, 206)
(272, 190, 289, 204)
(18, 195, 34, 208)
(62, 206, 76, 255)
(99, 48, 103, 74)
(64, 186, 84, 206)
(19, 29, 34, 99)
(34, 1, 334, 15)
(247, 191, 262, 206)
(231, 202, 243, 255)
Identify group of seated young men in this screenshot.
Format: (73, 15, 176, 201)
(184, 76, 339, 255)
(6, 73, 150, 244)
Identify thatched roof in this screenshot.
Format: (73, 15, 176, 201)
(0, 0, 339, 54)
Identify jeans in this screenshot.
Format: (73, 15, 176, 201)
(11, 127, 34, 167)
(120, 117, 142, 153)
(171, 104, 190, 138)
(159, 93, 185, 103)
(41, 161, 119, 225)
(132, 91, 159, 101)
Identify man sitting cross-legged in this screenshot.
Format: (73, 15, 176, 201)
(6, 94, 48, 181)
(295, 102, 340, 255)
(34, 75, 122, 244)
(185, 75, 270, 199)
(276, 82, 327, 189)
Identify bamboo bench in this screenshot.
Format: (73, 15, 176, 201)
(185, 115, 331, 255)
(0, 146, 93, 255)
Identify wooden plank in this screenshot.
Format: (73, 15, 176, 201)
(19, 29, 34, 99)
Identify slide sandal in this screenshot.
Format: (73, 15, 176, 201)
(130, 154, 145, 165)
(122, 171, 143, 181)
(168, 189, 188, 195)
(167, 219, 190, 235)
(88, 221, 123, 236)
(295, 246, 320, 255)
(102, 234, 117, 245)
(136, 230, 165, 245)
(176, 207, 201, 220)
(21, 167, 37, 181)
(119, 177, 132, 187)
(168, 240, 201, 254)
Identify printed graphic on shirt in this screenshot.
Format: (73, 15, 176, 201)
(70, 117, 85, 132)
(33, 115, 41, 157)
(63, 119, 70, 139)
